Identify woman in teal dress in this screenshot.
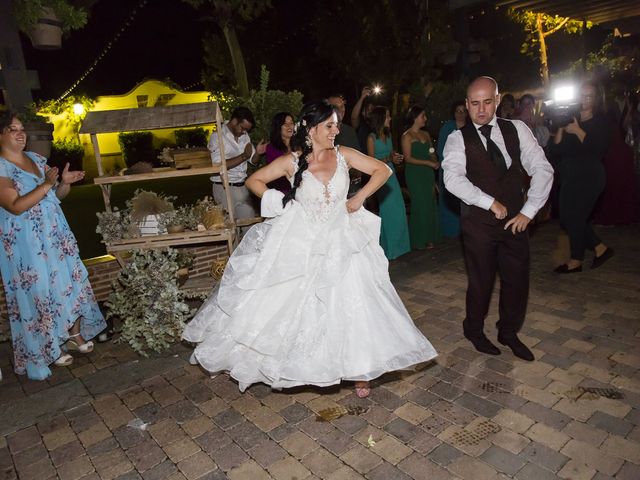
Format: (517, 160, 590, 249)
(0, 112, 105, 380)
(436, 101, 468, 237)
(401, 105, 441, 249)
(367, 107, 410, 259)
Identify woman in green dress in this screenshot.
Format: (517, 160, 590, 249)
(401, 105, 441, 249)
(367, 107, 410, 260)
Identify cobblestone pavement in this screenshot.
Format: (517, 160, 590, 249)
(1, 221, 639, 480)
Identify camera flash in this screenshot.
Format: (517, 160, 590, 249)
(553, 86, 575, 103)
(372, 85, 382, 95)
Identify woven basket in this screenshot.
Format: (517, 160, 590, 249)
(202, 206, 225, 230)
(210, 257, 228, 280)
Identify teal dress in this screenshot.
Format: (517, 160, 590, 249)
(372, 136, 410, 260)
(437, 120, 461, 237)
(0, 152, 105, 380)
(406, 141, 441, 248)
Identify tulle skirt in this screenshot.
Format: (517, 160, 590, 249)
(183, 202, 437, 391)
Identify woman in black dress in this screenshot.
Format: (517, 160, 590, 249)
(551, 82, 613, 273)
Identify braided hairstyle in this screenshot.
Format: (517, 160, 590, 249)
(282, 100, 336, 207)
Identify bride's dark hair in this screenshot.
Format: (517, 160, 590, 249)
(282, 100, 336, 207)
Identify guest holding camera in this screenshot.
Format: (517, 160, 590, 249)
(550, 82, 613, 273)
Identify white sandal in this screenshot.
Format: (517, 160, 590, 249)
(67, 333, 94, 353)
(54, 353, 74, 367)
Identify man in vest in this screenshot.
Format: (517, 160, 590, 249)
(442, 77, 553, 361)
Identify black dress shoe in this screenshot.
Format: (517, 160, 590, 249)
(591, 247, 614, 269)
(498, 334, 534, 361)
(464, 333, 501, 356)
(553, 264, 582, 274)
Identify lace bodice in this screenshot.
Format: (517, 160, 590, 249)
(294, 147, 350, 223)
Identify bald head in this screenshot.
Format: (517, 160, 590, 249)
(466, 76, 501, 125)
(467, 76, 498, 98)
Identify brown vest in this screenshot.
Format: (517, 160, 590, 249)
(460, 119, 525, 225)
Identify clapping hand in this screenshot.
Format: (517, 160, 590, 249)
(60, 163, 85, 185)
(44, 167, 59, 186)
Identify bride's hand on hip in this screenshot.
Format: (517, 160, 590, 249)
(346, 195, 364, 213)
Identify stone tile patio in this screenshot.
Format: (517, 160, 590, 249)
(1, 220, 639, 479)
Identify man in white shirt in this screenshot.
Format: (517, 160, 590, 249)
(442, 76, 553, 361)
(209, 107, 266, 221)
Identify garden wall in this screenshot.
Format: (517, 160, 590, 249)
(0, 244, 229, 343)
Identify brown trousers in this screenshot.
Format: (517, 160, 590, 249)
(461, 217, 530, 339)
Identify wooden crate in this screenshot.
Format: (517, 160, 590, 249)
(171, 148, 211, 169)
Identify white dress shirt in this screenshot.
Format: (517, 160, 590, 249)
(209, 122, 256, 183)
(442, 116, 554, 220)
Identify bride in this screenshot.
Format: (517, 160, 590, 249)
(183, 101, 437, 397)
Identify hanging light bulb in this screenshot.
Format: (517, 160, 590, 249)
(73, 103, 85, 115)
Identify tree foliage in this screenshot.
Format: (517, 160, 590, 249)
(236, 65, 303, 143)
(183, 0, 272, 96)
(509, 8, 590, 86)
(313, 0, 457, 93)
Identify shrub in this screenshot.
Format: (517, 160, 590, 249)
(48, 139, 84, 174)
(107, 248, 194, 356)
(118, 131, 156, 168)
(175, 127, 208, 148)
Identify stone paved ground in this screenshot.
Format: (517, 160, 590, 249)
(1, 220, 639, 480)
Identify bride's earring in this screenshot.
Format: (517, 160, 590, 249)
(305, 135, 312, 148)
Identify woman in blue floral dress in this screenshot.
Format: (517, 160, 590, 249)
(0, 112, 105, 380)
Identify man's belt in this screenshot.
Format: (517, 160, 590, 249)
(213, 181, 245, 187)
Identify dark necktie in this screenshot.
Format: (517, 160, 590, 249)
(478, 124, 508, 174)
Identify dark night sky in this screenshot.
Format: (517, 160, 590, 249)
(23, 0, 209, 100)
(22, 0, 327, 102)
(20, 0, 608, 104)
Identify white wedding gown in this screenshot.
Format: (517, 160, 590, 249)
(183, 147, 437, 391)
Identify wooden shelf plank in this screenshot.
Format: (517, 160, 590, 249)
(105, 229, 234, 253)
(93, 165, 221, 185)
(180, 276, 217, 296)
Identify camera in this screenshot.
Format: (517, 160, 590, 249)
(543, 85, 581, 129)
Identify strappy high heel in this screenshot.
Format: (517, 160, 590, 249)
(54, 353, 74, 367)
(66, 333, 94, 353)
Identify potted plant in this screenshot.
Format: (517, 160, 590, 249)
(128, 189, 175, 236)
(119, 131, 157, 172)
(159, 205, 198, 234)
(12, 0, 88, 50)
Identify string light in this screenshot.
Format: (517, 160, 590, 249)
(57, 0, 149, 101)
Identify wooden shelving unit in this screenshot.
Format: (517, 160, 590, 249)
(80, 102, 237, 269)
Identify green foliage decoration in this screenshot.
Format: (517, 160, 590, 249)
(118, 132, 156, 168)
(107, 248, 194, 356)
(236, 65, 304, 143)
(158, 205, 200, 231)
(174, 127, 209, 148)
(49, 139, 84, 172)
(96, 208, 131, 243)
(12, 0, 88, 34)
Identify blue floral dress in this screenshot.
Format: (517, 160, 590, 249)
(0, 152, 105, 380)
